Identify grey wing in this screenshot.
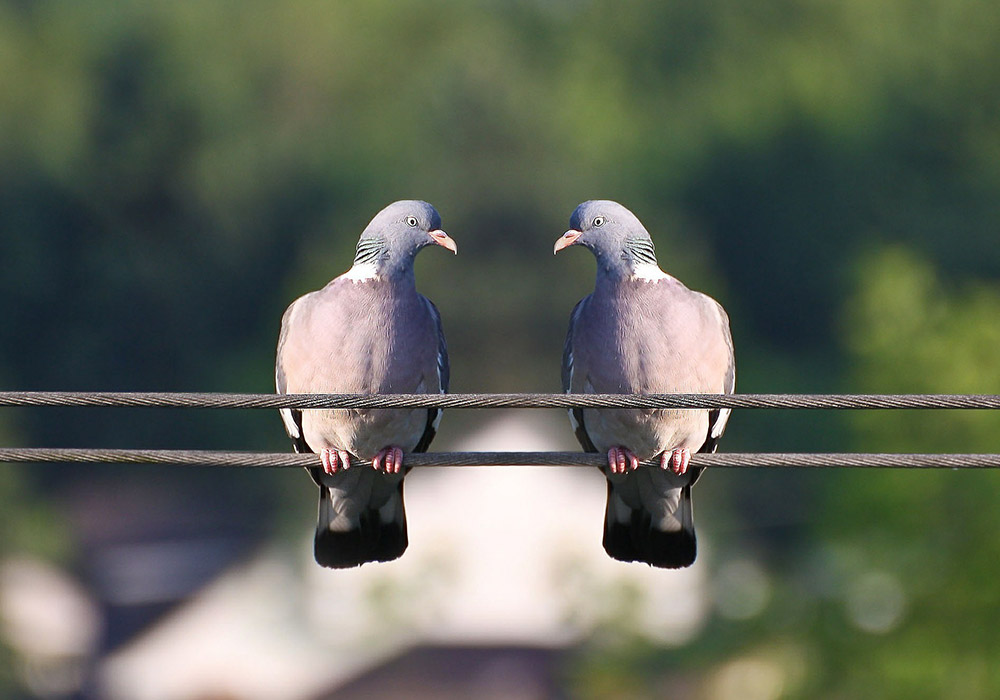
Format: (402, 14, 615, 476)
(700, 300, 736, 454)
(413, 296, 448, 453)
(563, 298, 597, 453)
(275, 299, 310, 454)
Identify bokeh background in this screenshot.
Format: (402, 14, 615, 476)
(2, 1, 1000, 698)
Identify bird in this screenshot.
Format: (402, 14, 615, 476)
(275, 200, 456, 568)
(554, 200, 735, 568)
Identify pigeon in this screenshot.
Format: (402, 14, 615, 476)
(276, 200, 456, 568)
(555, 200, 735, 568)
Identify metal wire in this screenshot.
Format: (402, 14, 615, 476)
(1, 391, 999, 409)
(2, 448, 1000, 469)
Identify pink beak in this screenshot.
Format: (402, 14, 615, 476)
(553, 229, 582, 254)
(428, 229, 458, 254)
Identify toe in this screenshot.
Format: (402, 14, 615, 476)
(321, 449, 337, 475)
(668, 448, 690, 476)
(608, 447, 630, 474)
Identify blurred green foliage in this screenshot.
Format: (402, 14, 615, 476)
(814, 248, 1000, 699)
(1, 0, 999, 697)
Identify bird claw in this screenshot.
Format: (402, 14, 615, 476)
(661, 448, 691, 475)
(607, 446, 639, 474)
(320, 448, 351, 475)
(373, 446, 404, 474)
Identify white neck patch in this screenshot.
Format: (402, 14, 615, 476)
(341, 262, 379, 282)
(630, 263, 669, 282)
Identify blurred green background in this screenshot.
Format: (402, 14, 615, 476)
(2, 0, 1000, 698)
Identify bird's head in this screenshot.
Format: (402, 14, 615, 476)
(354, 200, 457, 272)
(554, 200, 658, 276)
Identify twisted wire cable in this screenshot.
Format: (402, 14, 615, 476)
(2, 449, 999, 469)
(0, 391, 998, 409)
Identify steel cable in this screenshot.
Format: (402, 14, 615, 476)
(2, 448, 999, 469)
(1, 391, 999, 409)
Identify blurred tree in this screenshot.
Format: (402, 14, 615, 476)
(0, 0, 1000, 696)
(806, 246, 1000, 699)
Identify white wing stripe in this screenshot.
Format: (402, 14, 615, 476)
(279, 407, 301, 440)
(710, 407, 731, 439)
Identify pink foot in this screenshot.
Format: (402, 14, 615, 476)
(320, 448, 352, 475)
(372, 446, 404, 474)
(660, 448, 691, 475)
(607, 446, 639, 474)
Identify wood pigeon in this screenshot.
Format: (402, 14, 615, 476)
(555, 200, 735, 568)
(276, 200, 456, 568)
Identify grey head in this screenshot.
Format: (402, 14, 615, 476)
(353, 200, 457, 276)
(553, 200, 659, 277)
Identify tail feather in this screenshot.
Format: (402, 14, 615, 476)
(637, 484, 696, 568)
(369, 481, 408, 563)
(314, 482, 408, 568)
(603, 482, 697, 569)
(603, 481, 643, 563)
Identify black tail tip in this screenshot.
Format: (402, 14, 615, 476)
(603, 528, 697, 569)
(314, 529, 366, 569)
(642, 529, 697, 569)
(313, 521, 408, 569)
